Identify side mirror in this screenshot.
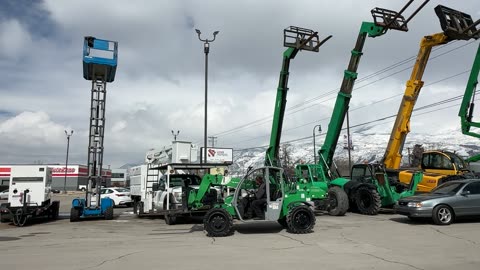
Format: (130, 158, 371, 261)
(461, 190, 470, 196)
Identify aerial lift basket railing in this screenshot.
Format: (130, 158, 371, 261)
(371, 0, 430, 34)
(283, 26, 332, 52)
(434, 5, 480, 40)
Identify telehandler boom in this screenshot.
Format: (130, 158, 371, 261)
(380, 5, 480, 192)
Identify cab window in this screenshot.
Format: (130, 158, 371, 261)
(422, 153, 454, 170)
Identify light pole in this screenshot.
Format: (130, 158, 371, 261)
(171, 130, 180, 141)
(312, 125, 322, 164)
(195, 28, 219, 163)
(64, 130, 74, 194)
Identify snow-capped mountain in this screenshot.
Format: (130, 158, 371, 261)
(230, 127, 480, 175)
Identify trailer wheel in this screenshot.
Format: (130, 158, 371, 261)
(104, 207, 114, 220)
(327, 186, 349, 216)
(286, 205, 315, 234)
(13, 209, 28, 227)
(70, 208, 80, 222)
(203, 208, 233, 237)
(354, 185, 381, 215)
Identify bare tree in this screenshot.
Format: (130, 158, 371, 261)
(279, 143, 295, 178)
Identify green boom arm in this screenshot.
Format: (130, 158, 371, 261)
(459, 43, 480, 163)
(265, 47, 299, 167)
(318, 22, 385, 178)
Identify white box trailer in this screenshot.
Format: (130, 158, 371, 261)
(129, 164, 151, 213)
(0, 165, 60, 226)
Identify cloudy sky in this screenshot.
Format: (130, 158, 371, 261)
(0, 0, 479, 168)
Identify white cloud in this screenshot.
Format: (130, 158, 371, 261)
(0, 111, 67, 146)
(0, 19, 32, 59)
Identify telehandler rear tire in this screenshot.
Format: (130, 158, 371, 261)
(327, 186, 349, 216)
(286, 205, 315, 234)
(354, 186, 381, 215)
(203, 208, 233, 237)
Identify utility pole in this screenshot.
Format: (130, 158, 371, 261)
(312, 124, 322, 163)
(208, 136, 217, 147)
(64, 130, 74, 194)
(195, 29, 219, 163)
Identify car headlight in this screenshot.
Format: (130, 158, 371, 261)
(173, 192, 182, 202)
(407, 202, 423, 208)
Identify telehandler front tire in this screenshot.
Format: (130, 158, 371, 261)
(203, 208, 233, 237)
(354, 185, 381, 215)
(286, 205, 315, 234)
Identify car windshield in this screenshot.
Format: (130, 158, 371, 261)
(114, 188, 129, 192)
(431, 182, 463, 194)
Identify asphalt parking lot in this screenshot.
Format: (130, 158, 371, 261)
(1, 195, 479, 270)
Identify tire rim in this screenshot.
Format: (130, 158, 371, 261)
(329, 192, 338, 209)
(438, 207, 452, 223)
(293, 210, 311, 230)
(358, 190, 372, 209)
(210, 214, 227, 233)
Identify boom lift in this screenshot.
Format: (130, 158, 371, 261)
(70, 37, 118, 221)
(380, 6, 480, 192)
(293, 1, 429, 215)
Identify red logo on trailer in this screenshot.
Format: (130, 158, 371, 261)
(0, 167, 11, 177)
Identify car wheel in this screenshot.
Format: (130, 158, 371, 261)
(432, 205, 454, 225)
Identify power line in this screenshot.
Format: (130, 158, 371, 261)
(209, 40, 477, 140)
(228, 69, 471, 146)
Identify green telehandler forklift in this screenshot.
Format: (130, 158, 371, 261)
(292, 1, 429, 215)
(202, 26, 341, 237)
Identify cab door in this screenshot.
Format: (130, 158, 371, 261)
(265, 167, 283, 222)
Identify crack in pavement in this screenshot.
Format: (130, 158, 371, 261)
(211, 237, 216, 245)
(340, 232, 360, 245)
(431, 227, 479, 245)
(278, 233, 310, 246)
(80, 251, 142, 270)
(363, 253, 424, 270)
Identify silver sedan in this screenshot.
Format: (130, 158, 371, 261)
(395, 179, 480, 225)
